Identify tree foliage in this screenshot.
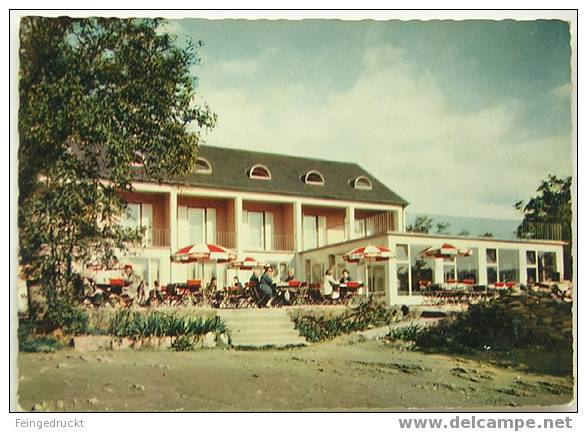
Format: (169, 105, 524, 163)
(406, 215, 451, 235)
(18, 17, 216, 300)
(515, 175, 573, 280)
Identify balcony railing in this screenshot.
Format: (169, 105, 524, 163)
(146, 228, 170, 248)
(302, 212, 396, 250)
(216, 231, 236, 249)
(272, 234, 295, 251)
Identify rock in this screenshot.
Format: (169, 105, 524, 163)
(72, 336, 112, 352)
(32, 402, 47, 411)
(56, 400, 65, 409)
(218, 333, 230, 346)
(131, 384, 146, 391)
(88, 398, 98, 404)
(56, 363, 67, 369)
(203, 332, 217, 348)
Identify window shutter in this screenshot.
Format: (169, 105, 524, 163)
(318, 216, 327, 247)
(141, 204, 153, 246)
(206, 208, 217, 244)
(177, 206, 188, 248)
(264, 212, 274, 250)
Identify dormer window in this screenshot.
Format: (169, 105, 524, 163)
(304, 170, 325, 186)
(195, 157, 212, 174)
(353, 176, 373, 190)
(249, 164, 271, 180)
(130, 150, 145, 167)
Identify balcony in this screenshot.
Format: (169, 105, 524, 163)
(245, 234, 295, 252)
(145, 228, 170, 248)
(215, 231, 236, 249)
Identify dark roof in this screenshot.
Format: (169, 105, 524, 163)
(142, 145, 409, 206)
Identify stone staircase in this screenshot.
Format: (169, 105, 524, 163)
(217, 309, 308, 348)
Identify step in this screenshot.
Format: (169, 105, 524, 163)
(230, 335, 308, 347)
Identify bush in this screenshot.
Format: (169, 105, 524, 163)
(43, 298, 89, 335)
(108, 310, 226, 338)
(171, 335, 196, 351)
(410, 292, 573, 353)
(18, 320, 63, 352)
(293, 299, 401, 342)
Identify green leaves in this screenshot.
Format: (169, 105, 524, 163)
(18, 17, 216, 297)
(108, 310, 226, 338)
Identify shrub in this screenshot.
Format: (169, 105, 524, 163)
(43, 298, 89, 335)
(171, 335, 196, 351)
(108, 310, 226, 338)
(294, 299, 401, 342)
(411, 292, 573, 353)
(18, 320, 63, 352)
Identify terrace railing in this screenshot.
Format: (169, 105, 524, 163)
(148, 228, 170, 248)
(216, 231, 236, 249)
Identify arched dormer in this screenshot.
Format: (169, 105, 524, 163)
(249, 164, 271, 180)
(303, 170, 325, 186)
(352, 176, 373, 190)
(195, 157, 212, 174)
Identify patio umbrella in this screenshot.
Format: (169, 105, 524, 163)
(171, 243, 236, 264)
(230, 256, 262, 270)
(171, 243, 237, 285)
(343, 245, 394, 297)
(419, 243, 472, 258)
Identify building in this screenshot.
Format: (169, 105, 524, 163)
(103, 145, 565, 306)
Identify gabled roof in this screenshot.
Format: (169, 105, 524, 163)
(140, 145, 409, 206)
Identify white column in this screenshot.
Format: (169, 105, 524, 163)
(478, 247, 488, 286)
(385, 238, 397, 305)
(234, 196, 243, 255)
(169, 189, 178, 284)
(433, 258, 444, 285)
(294, 201, 303, 251)
(346, 206, 356, 240)
(518, 249, 527, 285)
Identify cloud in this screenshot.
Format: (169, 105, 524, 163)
(197, 44, 572, 220)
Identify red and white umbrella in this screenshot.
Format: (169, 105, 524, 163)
(230, 256, 262, 270)
(343, 245, 394, 296)
(343, 245, 394, 263)
(171, 243, 236, 264)
(419, 243, 472, 258)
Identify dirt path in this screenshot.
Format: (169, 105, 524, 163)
(17, 339, 574, 411)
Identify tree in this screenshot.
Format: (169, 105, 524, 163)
(515, 175, 573, 280)
(18, 17, 216, 303)
(406, 215, 451, 235)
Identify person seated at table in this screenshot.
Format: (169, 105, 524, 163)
(259, 265, 277, 307)
(123, 264, 143, 301)
(232, 276, 245, 295)
(322, 267, 340, 301)
(284, 268, 296, 282)
(339, 269, 352, 285)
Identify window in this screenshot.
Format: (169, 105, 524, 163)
(498, 249, 519, 282)
(123, 203, 153, 246)
(243, 211, 274, 250)
(352, 176, 373, 190)
(177, 206, 216, 248)
(457, 248, 478, 283)
(249, 164, 271, 180)
(195, 157, 212, 174)
(411, 245, 433, 294)
(303, 215, 326, 249)
(526, 251, 538, 284)
(486, 248, 498, 284)
(443, 257, 456, 282)
(538, 251, 557, 281)
(304, 170, 325, 185)
(396, 244, 409, 295)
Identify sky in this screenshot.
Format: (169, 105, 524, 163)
(167, 18, 572, 221)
